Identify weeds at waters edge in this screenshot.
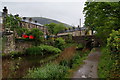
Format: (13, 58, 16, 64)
(24, 63, 68, 78)
(62, 49, 90, 78)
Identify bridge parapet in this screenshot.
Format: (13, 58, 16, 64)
(72, 35, 102, 48)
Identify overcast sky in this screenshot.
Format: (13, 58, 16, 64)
(0, 0, 88, 27)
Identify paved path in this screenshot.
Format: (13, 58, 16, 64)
(73, 48, 101, 78)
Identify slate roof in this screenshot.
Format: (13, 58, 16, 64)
(21, 19, 44, 27)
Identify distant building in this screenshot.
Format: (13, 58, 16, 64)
(57, 27, 92, 37)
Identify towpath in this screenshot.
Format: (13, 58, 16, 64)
(73, 48, 101, 78)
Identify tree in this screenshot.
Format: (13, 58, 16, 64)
(16, 28, 29, 36)
(45, 23, 66, 35)
(4, 14, 21, 30)
(53, 23, 66, 35)
(83, 2, 120, 44)
(45, 23, 56, 34)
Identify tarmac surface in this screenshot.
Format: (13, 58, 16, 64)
(73, 48, 101, 78)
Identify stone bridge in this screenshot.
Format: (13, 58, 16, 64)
(72, 35, 102, 48)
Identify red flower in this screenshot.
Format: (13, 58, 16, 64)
(29, 35, 34, 39)
(22, 34, 29, 38)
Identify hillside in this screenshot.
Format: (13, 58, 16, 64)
(26, 17, 72, 27)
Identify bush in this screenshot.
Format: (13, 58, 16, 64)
(54, 37, 65, 50)
(24, 63, 68, 78)
(98, 47, 120, 78)
(107, 29, 120, 54)
(25, 45, 61, 55)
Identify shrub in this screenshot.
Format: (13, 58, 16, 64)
(25, 45, 61, 55)
(107, 29, 120, 54)
(98, 47, 120, 78)
(24, 63, 68, 78)
(54, 37, 65, 50)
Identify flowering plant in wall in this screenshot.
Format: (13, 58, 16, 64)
(29, 35, 34, 39)
(22, 34, 34, 39)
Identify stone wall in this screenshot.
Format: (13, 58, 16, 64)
(2, 34, 33, 54)
(2, 34, 15, 54)
(15, 41, 33, 52)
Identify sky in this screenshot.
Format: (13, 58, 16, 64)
(0, 2, 86, 27)
(0, 0, 118, 26)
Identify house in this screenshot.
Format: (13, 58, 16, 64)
(20, 17, 49, 36)
(2, 7, 49, 37)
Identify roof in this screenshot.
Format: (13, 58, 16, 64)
(21, 19, 44, 26)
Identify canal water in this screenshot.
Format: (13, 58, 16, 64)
(2, 46, 76, 78)
(2, 54, 57, 78)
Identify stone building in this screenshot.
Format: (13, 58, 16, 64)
(20, 17, 49, 36)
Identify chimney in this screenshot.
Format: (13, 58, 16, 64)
(2, 7, 8, 18)
(3, 7, 8, 14)
(15, 14, 19, 17)
(23, 17, 26, 20)
(72, 27, 75, 30)
(69, 28, 71, 31)
(35, 20, 37, 23)
(29, 18, 32, 22)
(14, 14, 19, 20)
